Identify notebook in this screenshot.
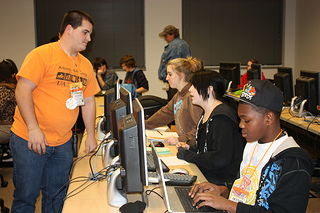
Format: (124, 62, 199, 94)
(150, 142, 224, 213)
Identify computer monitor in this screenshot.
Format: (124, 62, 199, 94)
(132, 98, 148, 186)
(109, 98, 127, 141)
(295, 76, 317, 114)
(114, 79, 121, 100)
(117, 113, 144, 193)
(103, 88, 116, 133)
(219, 61, 241, 90)
(120, 87, 133, 114)
(300, 70, 320, 106)
(274, 67, 294, 106)
(247, 63, 262, 80)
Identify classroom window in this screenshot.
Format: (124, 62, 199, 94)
(35, 0, 145, 68)
(182, 0, 283, 66)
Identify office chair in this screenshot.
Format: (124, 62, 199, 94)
(0, 139, 12, 167)
(0, 139, 10, 213)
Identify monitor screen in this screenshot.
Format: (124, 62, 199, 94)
(103, 88, 116, 133)
(120, 86, 133, 114)
(274, 67, 294, 105)
(132, 98, 148, 186)
(295, 76, 317, 113)
(300, 70, 320, 106)
(247, 63, 262, 80)
(118, 113, 144, 193)
(219, 61, 241, 90)
(109, 98, 127, 141)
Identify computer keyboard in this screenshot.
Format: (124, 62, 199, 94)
(148, 172, 197, 186)
(174, 187, 223, 212)
(147, 151, 170, 172)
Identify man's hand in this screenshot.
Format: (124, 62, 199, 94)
(28, 127, 48, 155)
(83, 134, 97, 155)
(165, 136, 179, 145)
(97, 69, 105, 76)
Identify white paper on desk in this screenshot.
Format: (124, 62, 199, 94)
(160, 156, 189, 166)
(146, 129, 178, 139)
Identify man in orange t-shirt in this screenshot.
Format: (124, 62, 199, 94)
(10, 10, 100, 213)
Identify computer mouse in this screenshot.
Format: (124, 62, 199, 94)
(169, 168, 189, 175)
(149, 142, 165, 147)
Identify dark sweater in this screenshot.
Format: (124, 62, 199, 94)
(177, 103, 243, 185)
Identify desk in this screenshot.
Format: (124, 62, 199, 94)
(62, 97, 207, 212)
(280, 108, 320, 159)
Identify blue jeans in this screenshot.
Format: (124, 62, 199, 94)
(10, 132, 74, 213)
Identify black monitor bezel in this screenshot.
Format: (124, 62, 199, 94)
(132, 98, 148, 186)
(219, 61, 241, 90)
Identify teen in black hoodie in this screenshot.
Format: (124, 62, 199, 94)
(177, 70, 243, 186)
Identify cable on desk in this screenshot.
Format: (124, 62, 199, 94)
(145, 186, 163, 199)
(89, 138, 111, 177)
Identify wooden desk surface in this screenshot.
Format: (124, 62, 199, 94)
(62, 96, 206, 212)
(280, 107, 320, 135)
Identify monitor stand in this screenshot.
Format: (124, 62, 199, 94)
(226, 81, 232, 93)
(290, 96, 308, 117)
(107, 168, 127, 207)
(96, 116, 106, 140)
(102, 139, 117, 167)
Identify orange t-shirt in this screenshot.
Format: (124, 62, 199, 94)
(11, 42, 100, 146)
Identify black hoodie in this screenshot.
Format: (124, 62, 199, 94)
(177, 103, 243, 185)
(237, 137, 314, 213)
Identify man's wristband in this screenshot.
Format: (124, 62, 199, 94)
(28, 126, 40, 131)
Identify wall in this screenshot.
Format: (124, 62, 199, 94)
(0, 0, 35, 69)
(2, 0, 320, 98)
(295, 0, 320, 78)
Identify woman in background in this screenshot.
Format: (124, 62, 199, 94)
(239, 59, 266, 89)
(94, 57, 118, 90)
(145, 57, 203, 146)
(0, 59, 18, 141)
(120, 54, 149, 96)
(177, 70, 243, 185)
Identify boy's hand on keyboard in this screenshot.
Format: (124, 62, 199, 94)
(192, 191, 238, 213)
(189, 182, 218, 198)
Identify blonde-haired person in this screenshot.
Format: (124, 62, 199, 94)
(145, 57, 203, 146)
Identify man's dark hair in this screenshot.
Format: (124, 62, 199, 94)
(120, 55, 137, 68)
(60, 9, 94, 36)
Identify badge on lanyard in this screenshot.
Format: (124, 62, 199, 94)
(67, 82, 84, 109)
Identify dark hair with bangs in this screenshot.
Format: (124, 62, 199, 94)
(60, 9, 94, 36)
(93, 57, 109, 71)
(190, 70, 226, 101)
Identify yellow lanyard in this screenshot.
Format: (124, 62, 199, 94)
(237, 129, 283, 193)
